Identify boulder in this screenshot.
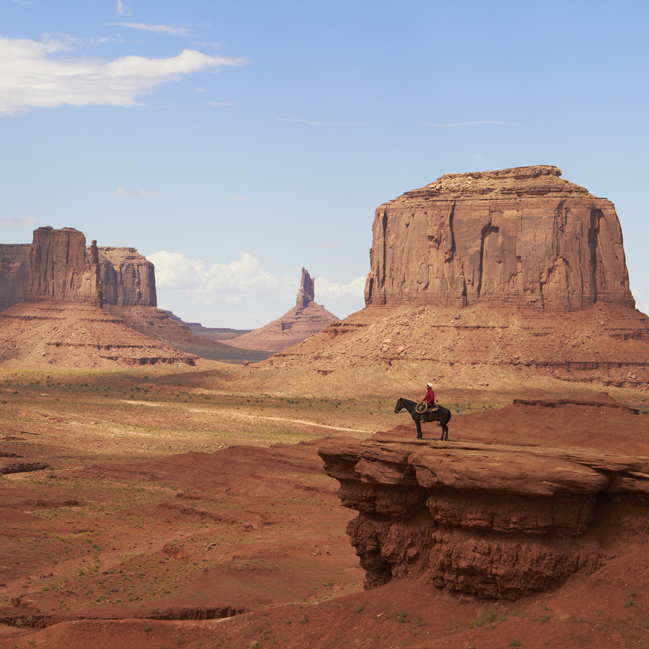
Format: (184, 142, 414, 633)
(365, 166, 635, 311)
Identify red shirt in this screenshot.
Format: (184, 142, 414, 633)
(423, 388, 435, 404)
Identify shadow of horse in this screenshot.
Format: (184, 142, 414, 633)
(394, 398, 452, 440)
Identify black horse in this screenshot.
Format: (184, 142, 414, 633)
(394, 398, 452, 441)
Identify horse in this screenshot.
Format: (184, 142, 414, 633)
(394, 398, 452, 441)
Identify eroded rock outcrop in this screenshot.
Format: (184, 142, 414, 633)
(0, 244, 29, 312)
(320, 403, 649, 599)
(0, 227, 197, 368)
(265, 167, 649, 392)
(97, 247, 157, 307)
(222, 268, 339, 352)
(23, 227, 102, 306)
(365, 166, 634, 311)
(0, 240, 157, 310)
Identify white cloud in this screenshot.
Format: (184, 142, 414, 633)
(228, 194, 245, 201)
(278, 118, 365, 126)
(116, 0, 131, 16)
(148, 252, 291, 298)
(0, 35, 247, 115)
(148, 251, 368, 326)
(115, 186, 159, 197)
(106, 22, 190, 36)
(0, 215, 41, 227)
(316, 276, 366, 303)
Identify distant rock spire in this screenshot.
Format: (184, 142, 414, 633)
(295, 268, 315, 309)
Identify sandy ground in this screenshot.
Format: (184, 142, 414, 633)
(0, 366, 648, 648)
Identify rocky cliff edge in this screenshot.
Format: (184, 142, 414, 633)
(319, 399, 649, 599)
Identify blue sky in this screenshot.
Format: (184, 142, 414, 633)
(1, 0, 647, 327)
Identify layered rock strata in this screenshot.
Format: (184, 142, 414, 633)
(365, 166, 634, 311)
(319, 426, 649, 599)
(0, 302, 198, 368)
(222, 268, 339, 352)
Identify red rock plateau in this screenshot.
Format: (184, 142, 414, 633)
(0, 227, 197, 368)
(264, 166, 649, 393)
(222, 268, 339, 352)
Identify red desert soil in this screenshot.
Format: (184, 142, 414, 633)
(1, 383, 649, 648)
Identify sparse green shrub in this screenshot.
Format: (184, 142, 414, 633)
(468, 608, 506, 629)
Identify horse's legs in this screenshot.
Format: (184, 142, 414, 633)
(440, 423, 448, 441)
(415, 419, 422, 440)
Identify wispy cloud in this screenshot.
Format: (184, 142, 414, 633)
(278, 118, 365, 126)
(209, 102, 234, 107)
(106, 22, 190, 36)
(0, 36, 247, 115)
(228, 194, 245, 201)
(115, 187, 159, 197)
(116, 0, 131, 16)
(425, 120, 516, 128)
(0, 215, 41, 227)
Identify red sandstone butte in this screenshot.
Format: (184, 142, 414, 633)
(23, 227, 103, 306)
(365, 165, 634, 311)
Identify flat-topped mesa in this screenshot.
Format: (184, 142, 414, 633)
(364, 165, 634, 311)
(296, 268, 315, 309)
(23, 227, 102, 306)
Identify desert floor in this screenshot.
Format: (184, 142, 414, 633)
(1, 364, 649, 649)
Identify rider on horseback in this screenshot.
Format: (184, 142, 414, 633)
(423, 382, 435, 407)
(415, 382, 438, 418)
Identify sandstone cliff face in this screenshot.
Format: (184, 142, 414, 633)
(97, 247, 157, 307)
(0, 241, 157, 310)
(222, 268, 339, 352)
(319, 398, 649, 599)
(23, 227, 102, 306)
(0, 244, 29, 312)
(365, 166, 634, 311)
